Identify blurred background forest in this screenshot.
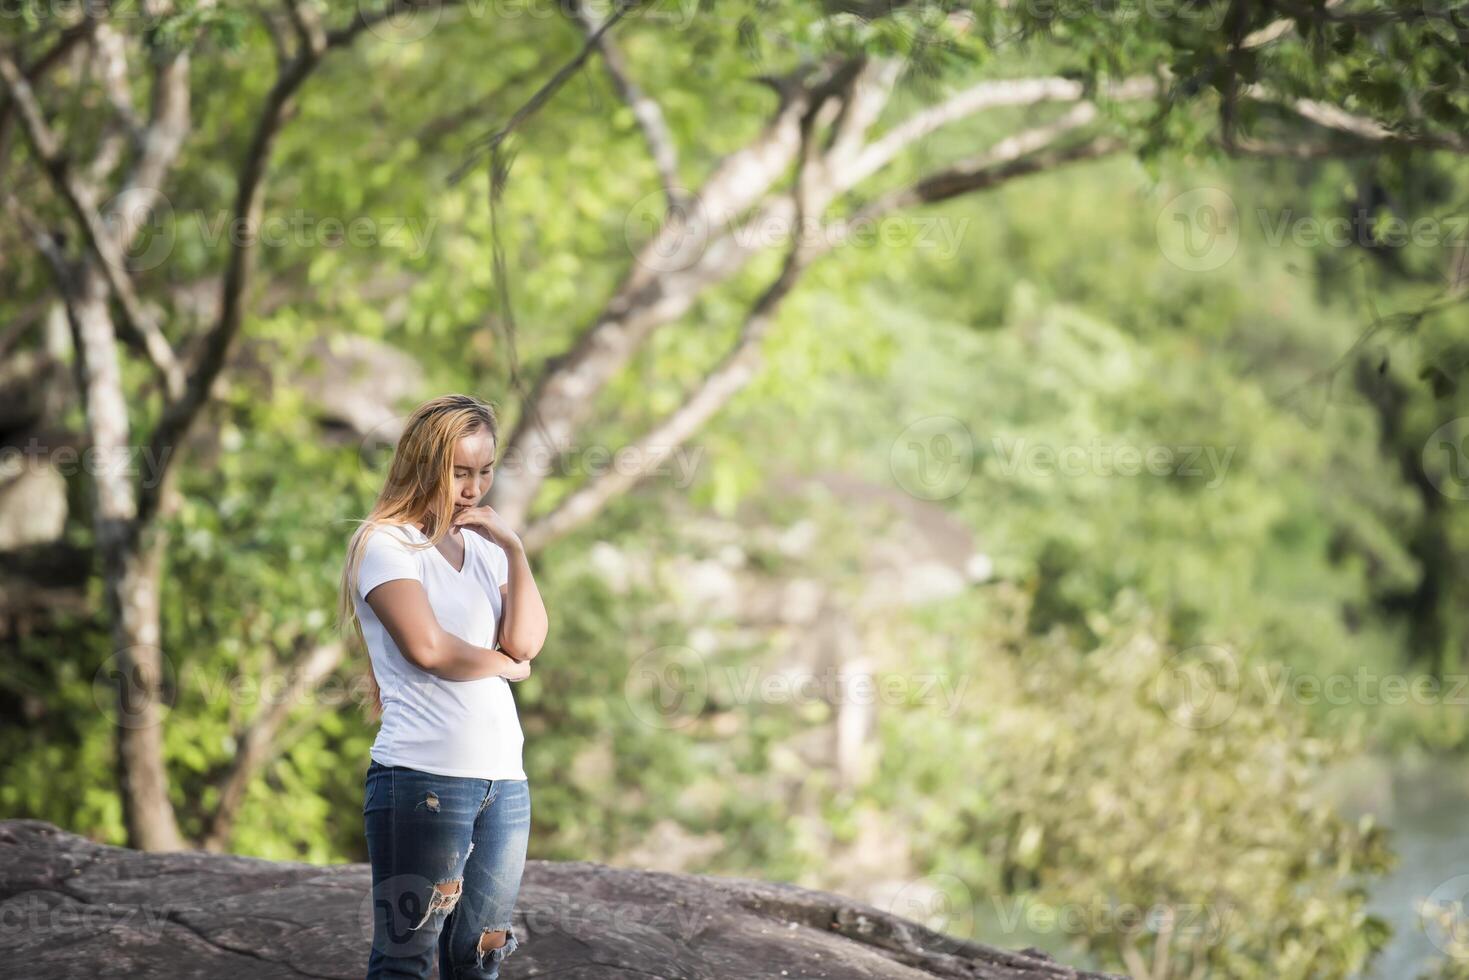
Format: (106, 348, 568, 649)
(2, 0, 1469, 977)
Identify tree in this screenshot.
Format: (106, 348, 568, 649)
(2, 0, 1465, 853)
(1, 0, 473, 852)
(487, 0, 1469, 544)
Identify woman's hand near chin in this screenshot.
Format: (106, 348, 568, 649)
(452, 504, 522, 553)
(460, 503, 547, 665)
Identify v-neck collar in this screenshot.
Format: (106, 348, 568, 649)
(413, 524, 470, 576)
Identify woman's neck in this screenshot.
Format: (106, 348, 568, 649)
(413, 519, 459, 538)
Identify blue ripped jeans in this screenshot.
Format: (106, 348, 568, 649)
(363, 759, 531, 979)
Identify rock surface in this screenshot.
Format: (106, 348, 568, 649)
(0, 819, 1120, 980)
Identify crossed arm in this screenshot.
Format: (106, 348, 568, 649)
(365, 580, 527, 681)
(493, 538, 548, 663)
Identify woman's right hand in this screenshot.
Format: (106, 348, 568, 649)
(498, 652, 532, 682)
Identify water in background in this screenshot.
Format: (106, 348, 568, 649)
(1319, 753, 1469, 979)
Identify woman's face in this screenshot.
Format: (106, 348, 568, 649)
(451, 428, 497, 517)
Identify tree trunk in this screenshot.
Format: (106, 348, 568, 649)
(104, 527, 183, 852)
(68, 263, 186, 852)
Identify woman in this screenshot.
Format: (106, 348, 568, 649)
(338, 393, 548, 979)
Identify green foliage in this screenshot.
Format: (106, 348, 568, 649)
(4, 5, 1469, 976)
(877, 586, 1396, 978)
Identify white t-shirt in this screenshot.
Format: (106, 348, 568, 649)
(352, 522, 527, 780)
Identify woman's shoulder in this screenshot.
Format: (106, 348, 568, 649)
(360, 520, 426, 549)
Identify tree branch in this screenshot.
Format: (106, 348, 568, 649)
(447, 0, 633, 185)
(569, 0, 682, 207)
(850, 103, 1113, 218)
(85, 22, 140, 184)
(4, 191, 73, 294)
(137, 0, 469, 527)
(414, 62, 545, 151)
(136, 61, 314, 526)
(491, 58, 877, 525)
(0, 17, 98, 187)
(521, 94, 1122, 548)
(519, 86, 833, 550)
(1240, 0, 1346, 49)
(1242, 85, 1469, 153)
(823, 57, 904, 170)
(201, 640, 346, 852)
(0, 50, 186, 402)
(326, 0, 467, 49)
(500, 65, 1152, 528)
(845, 75, 1156, 188)
(116, 32, 193, 218)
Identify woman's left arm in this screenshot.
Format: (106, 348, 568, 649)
(455, 506, 548, 662)
(496, 537, 548, 662)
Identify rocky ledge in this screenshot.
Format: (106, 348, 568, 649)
(0, 819, 1119, 979)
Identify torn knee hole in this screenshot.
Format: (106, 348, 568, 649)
(433, 880, 462, 910)
(408, 879, 462, 931)
(474, 926, 519, 969)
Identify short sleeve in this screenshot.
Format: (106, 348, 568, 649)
(356, 525, 423, 601)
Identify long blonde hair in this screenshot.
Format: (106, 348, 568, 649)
(338, 393, 500, 720)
